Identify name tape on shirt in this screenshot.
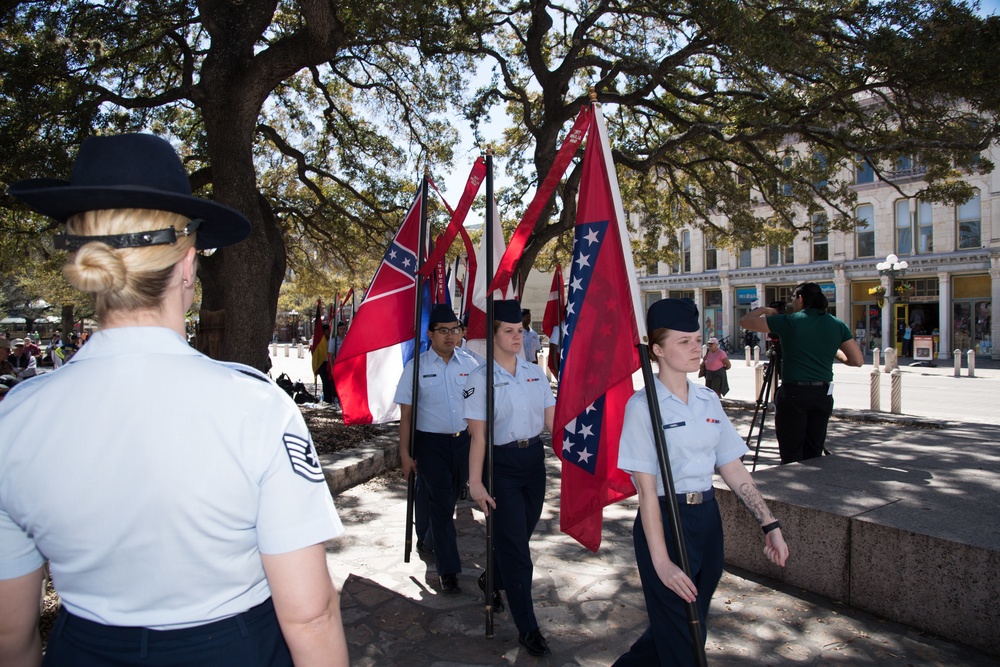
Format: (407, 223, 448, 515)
(283, 433, 325, 483)
(663, 421, 686, 429)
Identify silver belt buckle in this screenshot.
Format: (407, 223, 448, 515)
(517, 439, 530, 448)
(685, 491, 703, 505)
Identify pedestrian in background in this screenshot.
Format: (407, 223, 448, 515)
(1, 133, 348, 667)
(614, 298, 788, 667)
(521, 308, 541, 363)
(700, 337, 731, 397)
(465, 299, 556, 657)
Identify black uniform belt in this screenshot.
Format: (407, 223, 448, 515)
(665, 488, 715, 505)
(783, 381, 829, 386)
(495, 435, 542, 449)
(417, 429, 468, 438)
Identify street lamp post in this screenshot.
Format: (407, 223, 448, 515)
(876, 254, 908, 356)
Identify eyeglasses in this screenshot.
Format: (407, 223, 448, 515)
(432, 326, 463, 335)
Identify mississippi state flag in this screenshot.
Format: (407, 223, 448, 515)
(334, 189, 425, 424)
(554, 103, 644, 552)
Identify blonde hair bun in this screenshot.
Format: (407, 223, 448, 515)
(63, 242, 128, 295)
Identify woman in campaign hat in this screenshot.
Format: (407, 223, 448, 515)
(0, 134, 348, 667)
(613, 298, 788, 667)
(464, 299, 557, 656)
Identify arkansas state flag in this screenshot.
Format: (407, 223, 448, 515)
(554, 103, 644, 551)
(333, 189, 425, 424)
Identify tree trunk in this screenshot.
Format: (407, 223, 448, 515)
(61, 304, 74, 339)
(194, 17, 286, 371)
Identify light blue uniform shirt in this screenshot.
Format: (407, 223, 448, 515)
(618, 378, 748, 496)
(0, 327, 344, 629)
(523, 328, 542, 361)
(464, 357, 555, 443)
(393, 347, 480, 433)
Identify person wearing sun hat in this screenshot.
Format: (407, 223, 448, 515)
(700, 336, 731, 397)
(464, 298, 557, 656)
(8, 338, 36, 380)
(613, 298, 788, 667)
(0, 133, 348, 667)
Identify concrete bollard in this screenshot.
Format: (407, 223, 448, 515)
(754, 362, 765, 400)
(869, 366, 881, 412)
(284, 344, 289, 357)
(754, 346, 761, 364)
(271, 342, 277, 356)
(954, 350, 961, 377)
(745, 346, 752, 366)
(872, 348, 880, 370)
(883, 347, 897, 372)
(297, 343, 304, 359)
(890, 368, 902, 414)
(967, 349, 976, 378)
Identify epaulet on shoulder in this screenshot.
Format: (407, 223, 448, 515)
(215, 360, 271, 383)
(696, 385, 717, 396)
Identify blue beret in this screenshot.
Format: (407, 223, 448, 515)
(647, 298, 699, 333)
(429, 304, 460, 326)
(493, 299, 522, 324)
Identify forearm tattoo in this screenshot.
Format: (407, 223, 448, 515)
(736, 482, 772, 526)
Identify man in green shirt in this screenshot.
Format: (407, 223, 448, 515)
(741, 282, 864, 464)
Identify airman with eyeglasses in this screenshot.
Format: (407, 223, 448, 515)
(393, 305, 481, 596)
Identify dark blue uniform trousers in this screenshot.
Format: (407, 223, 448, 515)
(613, 498, 724, 667)
(415, 430, 470, 575)
(43, 597, 292, 667)
(487, 441, 546, 635)
(774, 383, 833, 464)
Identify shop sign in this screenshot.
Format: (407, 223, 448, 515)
(736, 287, 757, 304)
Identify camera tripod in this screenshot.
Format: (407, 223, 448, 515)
(747, 343, 780, 472)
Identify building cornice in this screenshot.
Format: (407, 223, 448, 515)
(638, 250, 993, 290)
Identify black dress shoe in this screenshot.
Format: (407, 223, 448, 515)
(518, 629, 551, 656)
(439, 574, 461, 595)
(416, 540, 434, 557)
(477, 572, 505, 613)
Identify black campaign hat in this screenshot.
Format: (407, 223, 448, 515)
(493, 299, 522, 324)
(429, 304, 460, 326)
(647, 298, 699, 333)
(8, 133, 251, 250)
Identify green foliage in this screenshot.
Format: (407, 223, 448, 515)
(454, 0, 1000, 263)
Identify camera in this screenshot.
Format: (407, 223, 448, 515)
(770, 300, 786, 314)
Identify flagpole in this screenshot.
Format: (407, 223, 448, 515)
(404, 173, 430, 563)
(484, 149, 496, 638)
(637, 343, 709, 667)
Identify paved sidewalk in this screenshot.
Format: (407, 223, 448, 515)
(274, 347, 1000, 664)
(323, 421, 998, 665)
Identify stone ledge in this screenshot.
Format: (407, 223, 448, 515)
(718, 451, 1000, 656)
(319, 433, 399, 496)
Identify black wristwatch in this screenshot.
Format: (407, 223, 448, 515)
(762, 520, 781, 534)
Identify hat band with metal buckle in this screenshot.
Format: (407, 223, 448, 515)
(54, 219, 201, 251)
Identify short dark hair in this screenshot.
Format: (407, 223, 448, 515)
(794, 282, 828, 310)
(521, 309, 530, 317)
